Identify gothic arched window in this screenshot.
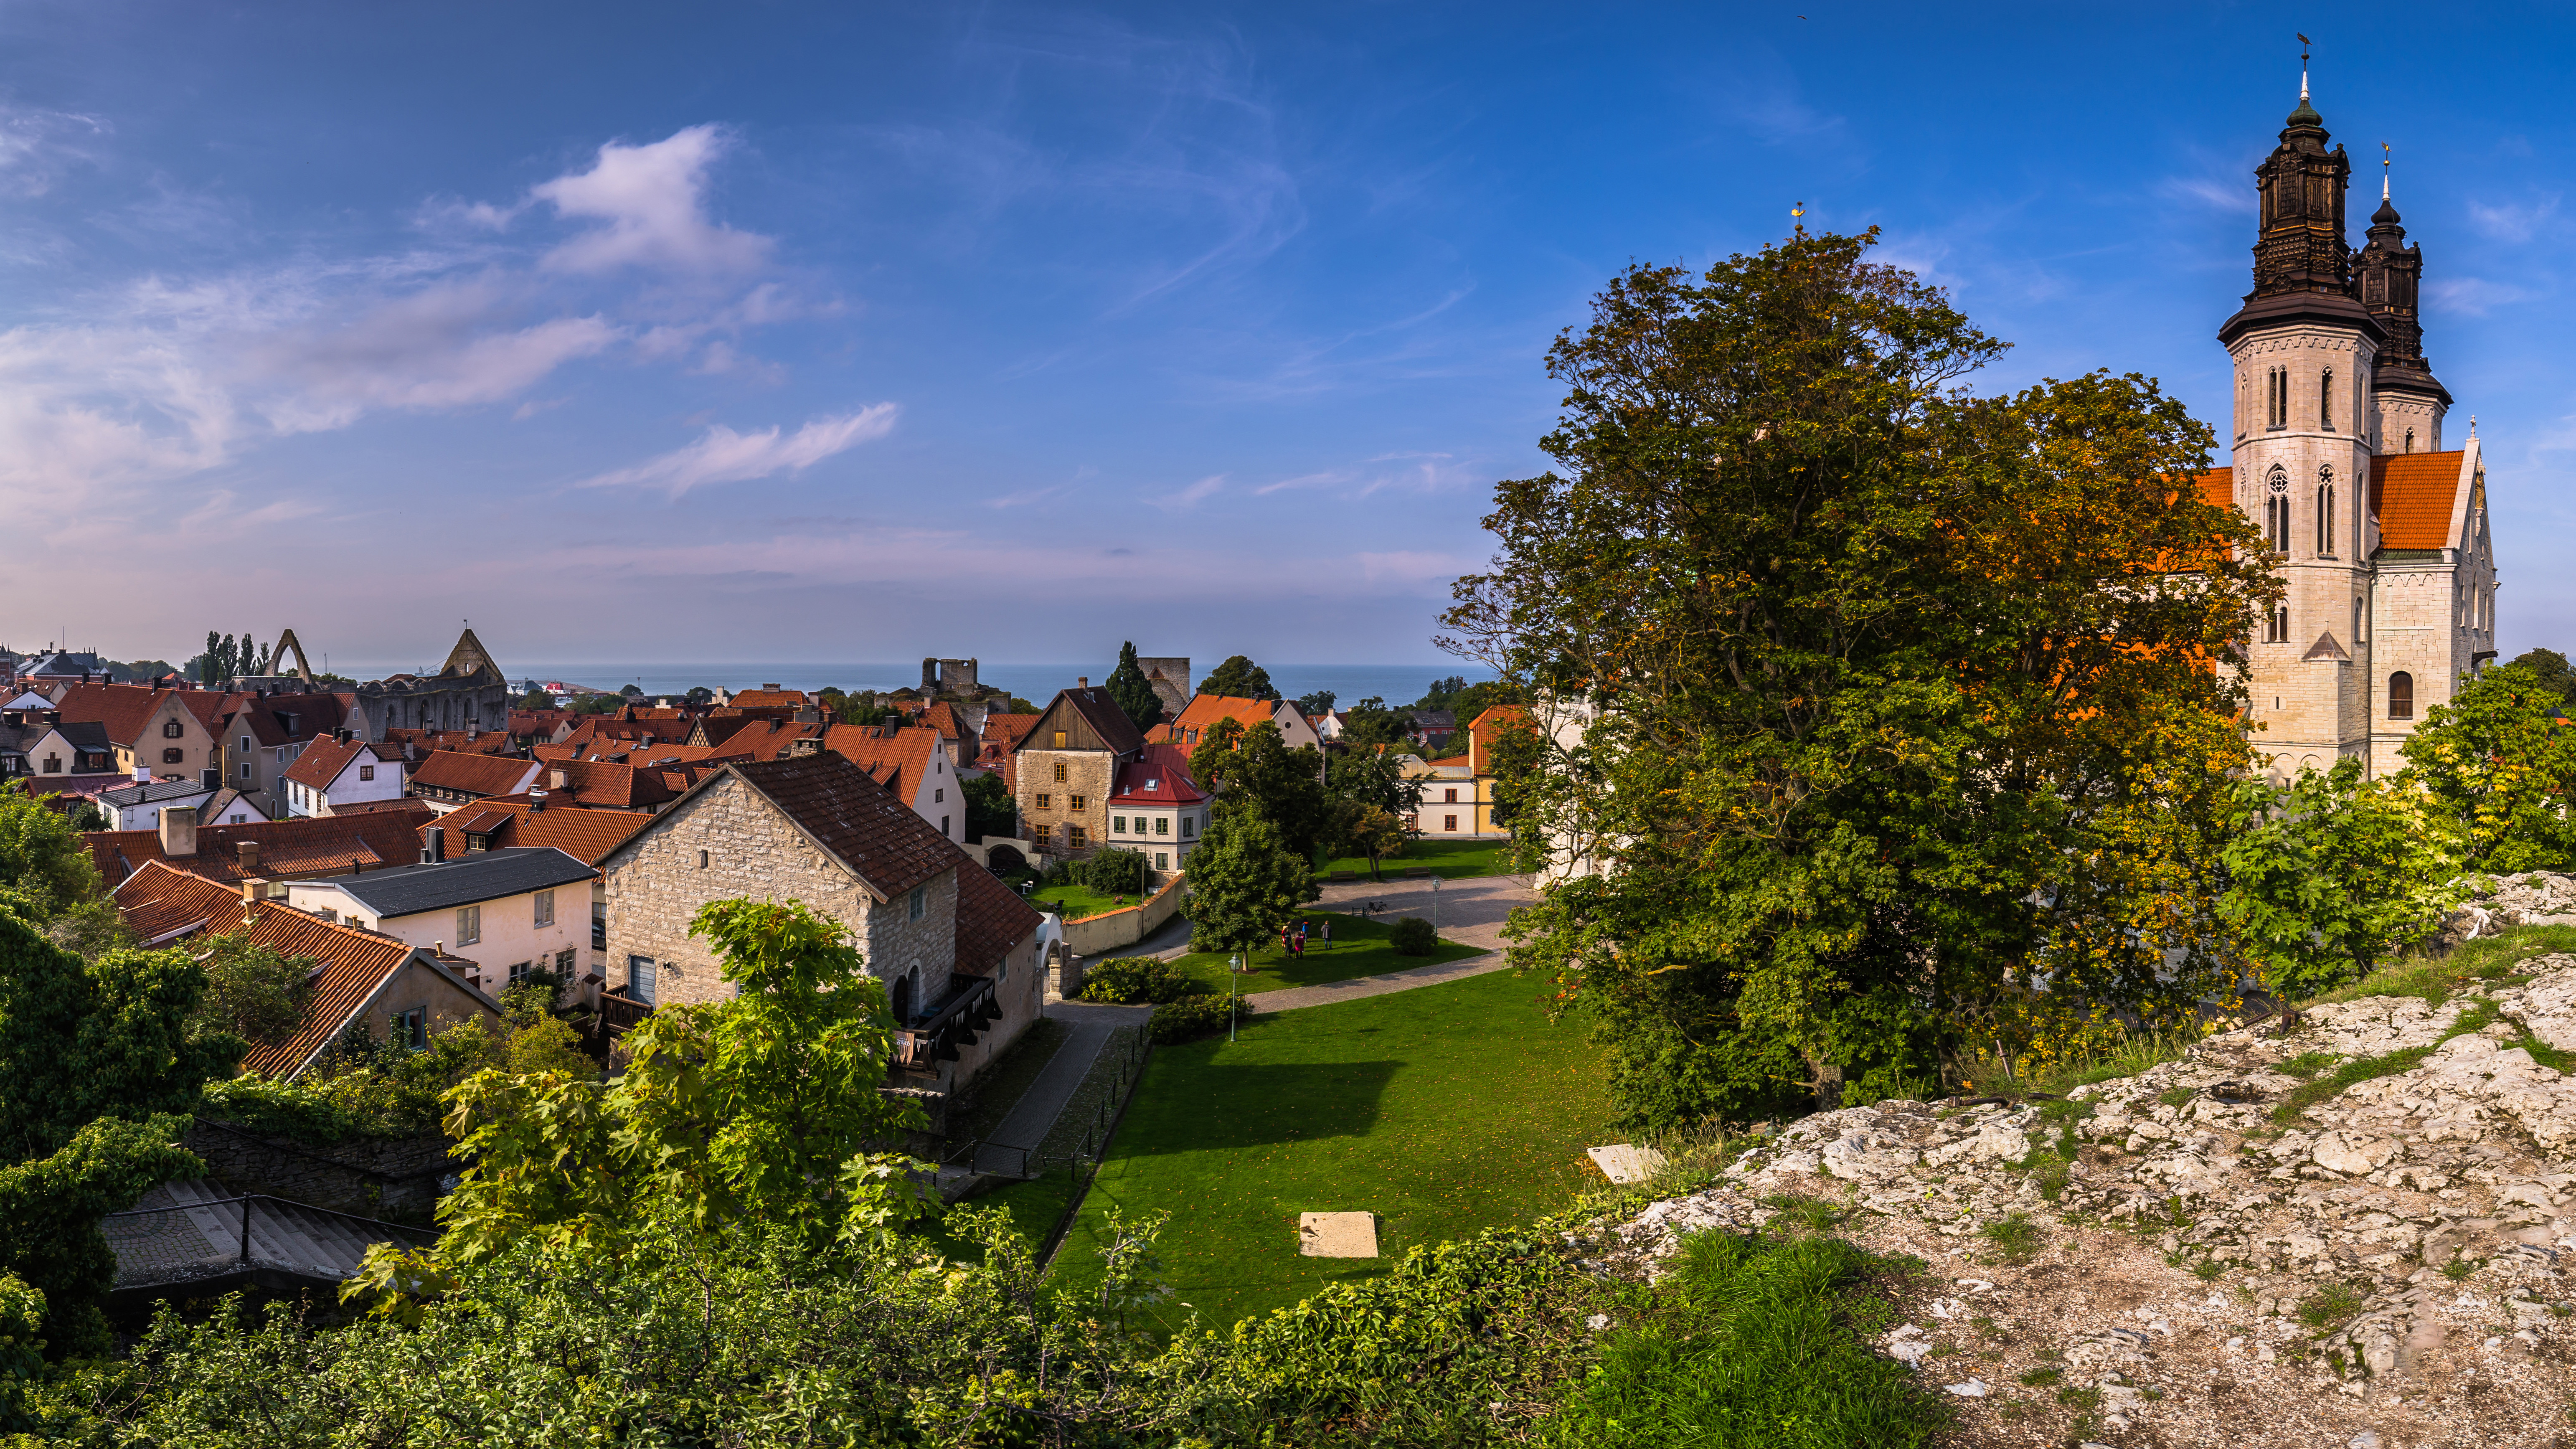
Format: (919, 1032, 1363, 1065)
(2265, 605, 2290, 644)
(2388, 671, 2414, 720)
(2315, 467, 2336, 556)
(2265, 467, 2291, 553)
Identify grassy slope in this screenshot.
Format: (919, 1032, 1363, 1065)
(1032, 883, 1140, 920)
(1163, 910, 1484, 996)
(1051, 967, 1612, 1332)
(1315, 837, 1517, 881)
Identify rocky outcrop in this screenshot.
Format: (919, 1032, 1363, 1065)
(2441, 870, 2576, 947)
(1596, 957, 2576, 1445)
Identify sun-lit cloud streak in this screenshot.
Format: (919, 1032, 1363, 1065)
(574, 406, 901, 497)
(533, 126, 774, 276)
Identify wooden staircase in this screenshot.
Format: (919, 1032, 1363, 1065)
(104, 1177, 437, 1304)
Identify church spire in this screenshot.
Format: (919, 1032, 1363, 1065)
(2218, 45, 2384, 349)
(2355, 142, 2449, 407)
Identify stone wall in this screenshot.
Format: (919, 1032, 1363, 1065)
(184, 1119, 454, 1223)
(865, 864, 958, 1018)
(1016, 747, 1115, 857)
(1059, 875, 1185, 957)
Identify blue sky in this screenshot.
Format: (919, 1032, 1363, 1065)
(5, 1, 2572, 670)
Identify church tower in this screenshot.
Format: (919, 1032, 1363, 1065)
(2353, 159, 2451, 455)
(2219, 70, 2384, 779)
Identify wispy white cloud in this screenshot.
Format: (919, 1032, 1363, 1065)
(2428, 277, 2532, 317)
(574, 407, 900, 497)
(2467, 195, 2560, 244)
(1252, 452, 1476, 499)
(534, 125, 772, 275)
(0, 104, 107, 197)
(1151, 473, 1226, 510)
(2157, 175, 2254, 214)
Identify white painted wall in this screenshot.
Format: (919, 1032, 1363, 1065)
(284, 878, 589, 991)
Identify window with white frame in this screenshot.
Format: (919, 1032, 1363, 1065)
(456, 904, 481, 945)
(533, 889, 555, 927)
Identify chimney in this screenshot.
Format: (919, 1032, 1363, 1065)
(763, 683, 782, 691)
(422, 826, 444, 864)
(1078, 677, 1089, 689)
(132, 763, 151, 784)
(237, 840, 261, 875)
(549, 766, 569, 790)
(336, 726, 352, 744)
(158, 805, 199, 858)
(43, 710, 59, 726)
(528, 788, 547, 813)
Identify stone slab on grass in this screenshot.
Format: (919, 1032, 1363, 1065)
(1588, 1143, 1670, 1185)
(1298, 1211, 1379, 1257)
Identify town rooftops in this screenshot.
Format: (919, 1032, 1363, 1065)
(83, 800, 439, 887)
(49, 682, 185, 748)
(306, 846, 596, 919)
(1015, 687, 1146, 756)
(414, 797, 651, 865)
(1109, 742, 1206, 805)
(110, 860, 497, 1078)
(410, 749, 540, 797)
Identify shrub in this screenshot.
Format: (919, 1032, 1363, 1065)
(1150, 994, 1241, 1044)
(198, 1076, 366, 1144)
(1077, 957, 1203, 1005)
(1389, 916, 1438, 956)
(1077, 848, 1149, 896)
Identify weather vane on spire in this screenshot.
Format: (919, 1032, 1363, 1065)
(1791, 201, 1805, 234)
(2381, 141, 2391, 200)
(2298, 33, 2312, 101)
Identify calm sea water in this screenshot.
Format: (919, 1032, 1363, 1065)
(327, 661, 1495, 710)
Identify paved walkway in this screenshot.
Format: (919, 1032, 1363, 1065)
(969, 999, 1150, 1176)
(1238, 950, 1513, 1013)
(1311, 870, 1535, 954)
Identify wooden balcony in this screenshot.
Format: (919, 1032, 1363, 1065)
(892, 974, 999, 1073)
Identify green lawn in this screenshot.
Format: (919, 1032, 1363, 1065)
(1164, 910, 1482, 995)
(1048, 967, 1612, 1333)
(1031, 883, 1143, 920)
(1315, 837, 1516, 881)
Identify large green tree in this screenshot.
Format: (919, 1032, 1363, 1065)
(2400, 661, 2576, 872)
(1443, 231, 2276, 1126)
(1198, 655, 1275, 700)
(1206, 722, 1332, 863)
(2507, 648, 2576, 710)
(1106, 641, 1167, 731)
(1185, 812, 1315, 957)
(0, 781, 99, 921)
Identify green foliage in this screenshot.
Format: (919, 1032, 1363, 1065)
(2276, 1051, 2340, 1079)
(515, 684, 552, 709)
(1415, 674, 1525, 713)
(1184, 811, 1317, 958)
(2401, 662, 2576, 871)
(0, 1271, 44, 1430)
(0, 779, 102, 921)
(1208, 721, 1333, 861)
(1390, 916, 1439, 956)
(406, 898, 926, 1273)
(1445, 232, 2275, 1127)
(1148, 992, 1241, 1044)
(185, 931, 317, 1049)
(1078, 955, 1203, 1005)
(1546, 1230, 1947, 1449)
(959, 768, 1015, 839)
(1325, 744, 1426, 881)
(1074, 845, 1148, 896)
(1198, 654, 1276, 700)
(1186, 714, 1247, 795)
(1337, 696, 1416, 750)
(2298, 1280, 2366, 1329)
(2271, 1045, 2437, 1124)
(197, 1076, 370, 1144)
(1293, 688, 1336, 715)
(2507, 648, 2576, 709)
(2219, 758, 2464, 998)
(37, 899, 136, 962)
(1106, 640, 1167, 731)
(61, 800, 104, 834)
(0, 1114, 202, 1358)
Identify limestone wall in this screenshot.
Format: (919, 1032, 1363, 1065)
(1060, 875, 1185, 956)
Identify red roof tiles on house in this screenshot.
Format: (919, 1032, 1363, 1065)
(820, 723, 945, 799)
(84, 802, 438, 886)
(410, 750, 541, 799)
(2370, 450, 2467, 551)
(1109, 742, 1205, 804)
(419, 797, 652, 865)
(111, 861, 429, 1078)
(281, 735, 401, 792)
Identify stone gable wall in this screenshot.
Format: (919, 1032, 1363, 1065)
(1015, 748, 1115, 858)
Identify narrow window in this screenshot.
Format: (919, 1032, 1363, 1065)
(1155, 816, 1169, 835)
(2404, 428, 2416, 454)
(628, 955, 658, 1003)
(2389, 672, 2415, 720)
(907, 885, 926, 921)
(239, 761, 250, 779)
(163, 719, 182, 738)
(533, 888, 554, 928)
(1052, 761, 1067, 783)
(2320, 368, 2335, 430)
(698, 848, 709, 868)
(1155, 851, 1169, 870)
(1182, 816, 1195, 838)
(2265, 468, 2290, 553)
(1112, 815, 1127, 834)
(240, 735, 251, 751)
(934, 787, 943, 803)
(1053, 731, 1067, 749)
(393, 1007, 428, 1051)
(1444, 787, 1459, 803)
(2316, 469, 2336, 556)
(1444, 815, 1459, 832)
(555, 948, 576, 974)
(456, 904, 481, 945)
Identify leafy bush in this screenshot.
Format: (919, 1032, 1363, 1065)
(197, 1076, 366, 1144)
(1077, 847, 1149, 896)
(1078, 957, 1203, 1005)
(1149, 994, 1240, 1044)
(1390, 916, 1439, 956)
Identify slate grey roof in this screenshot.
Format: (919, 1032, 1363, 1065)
(306, 847, 595, 918)
(100, 779, 214, 807)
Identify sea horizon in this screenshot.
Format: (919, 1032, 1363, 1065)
(318, 661, 1498, 710)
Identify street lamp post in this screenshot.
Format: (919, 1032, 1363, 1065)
(1228, 954, 1241, 1043)
(1430, 875, 1442, 934)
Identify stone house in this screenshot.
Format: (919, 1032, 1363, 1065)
(596, 753, 1042, 1097)
(1011, 687, 1147, 861)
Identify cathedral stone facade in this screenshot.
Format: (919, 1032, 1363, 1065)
(2208, 80, 2498, 780)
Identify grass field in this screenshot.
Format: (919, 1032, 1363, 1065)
(1031, 883, 1142, 920)
(1048, 967, 1611, 1333)
(1163, 910, 1483, 996)
(1315, 837, 1516, 881)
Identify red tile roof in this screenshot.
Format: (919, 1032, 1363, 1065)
(819, 723, 945, 799)
(2370, 450, 2467, 550)
(281, 735, 400, 792)
(703, 718, 826, 762)
(729, 689, 810, 709)
(419, 797, 652, 865)
(385, 727, 517, 756)
(1160, 694, 1282, 748)
(50, 683, 185, 749)
(84, 802, 437, 887)
(410, 750, 541, 798)
(110, 861, 430, 1078)
(1110, 742, 1206, 804)
(2193, 466, 2233, 511)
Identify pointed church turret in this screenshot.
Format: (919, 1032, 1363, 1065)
(2218, 72, 2384, 350)
(2353, 150, 2452, 432)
